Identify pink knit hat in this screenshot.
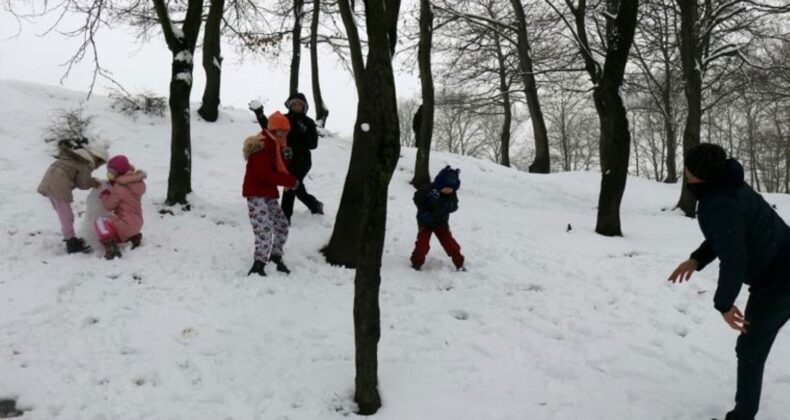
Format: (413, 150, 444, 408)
(107, 155, 131, 176)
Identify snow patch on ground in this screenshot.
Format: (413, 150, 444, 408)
(0, 80, 789, 419)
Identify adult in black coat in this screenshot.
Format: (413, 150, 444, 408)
(668, 143, 790, 420)
(249, 93, 323, 222)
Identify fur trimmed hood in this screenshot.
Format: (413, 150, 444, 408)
(243, 133, 266, 161)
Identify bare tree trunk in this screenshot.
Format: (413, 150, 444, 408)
(290, 0, 305, 95)
(510, 0, 550, 173)
(663, 66, 677, 182)
(337, 0, 365, 93)
(323, 0, 400, 268)
(494, 32, 511, 167)
(777, 109, 790, 193)
(745, 102, 762, 191)
(676, 0, 702, 217)
(153, 0, 204, 206)
(197, 0, 224, 123)
(351, 0, 401, 414)
(310, 0, 329, 127)
(568, 0, 639, 236)
(411, 0, 434, 186)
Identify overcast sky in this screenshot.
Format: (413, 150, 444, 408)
(0, 6, 421, 137)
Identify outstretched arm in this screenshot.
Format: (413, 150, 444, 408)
(249, 100, 268, 130)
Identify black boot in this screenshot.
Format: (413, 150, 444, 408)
(127, 233, 142, 249)
(269, 255, 291, 274)
(311, 201, 324, 215)
(102, 240, 121, 260)
(247, 260, 266, 276)
(65, 237, 91, 254)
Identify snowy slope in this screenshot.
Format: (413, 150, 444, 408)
(1, 80, 788, 420)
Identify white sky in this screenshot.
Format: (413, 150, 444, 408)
(0, 7, 421, 137)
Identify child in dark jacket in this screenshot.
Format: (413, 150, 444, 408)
(249, 93, 324, 222)
(243, 112, 299, 276)
(410, 166, 465, 270)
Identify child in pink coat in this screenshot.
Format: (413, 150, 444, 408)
(94, 155, 146, 259)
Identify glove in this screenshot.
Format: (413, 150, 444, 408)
(248, 100, 263, 113)
(427, 189, 440, 201)
(282, 146, 293, 160)
(296, 121, 308, 133)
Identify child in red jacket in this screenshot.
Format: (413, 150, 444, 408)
(243, 111, 298, 276)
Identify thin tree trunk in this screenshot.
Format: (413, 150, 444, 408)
(676, 0, 702, 217)
(337, 0, 365, 93)
(352, 0, 401, 414)
(197, 0, 224, 123)
(310, 0, 329, 127)
(494, 32, 511, 167)
(777, 109, 790, 193)
(510, 0, 550, 173)
(153, 0, 204, 206)
(663, 66, 677, 182)
(746, 103, 762, 191)
(411, 0, 434, 186)
(290, 0, 305, 95)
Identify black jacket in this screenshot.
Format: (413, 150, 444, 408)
(690, 159, 790, 312)
(254, 110, 318, 177)
(414, 183, 458, 228)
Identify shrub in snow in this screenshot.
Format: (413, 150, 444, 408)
(109, 90, 167, 118)
(43, 106, 95, 145)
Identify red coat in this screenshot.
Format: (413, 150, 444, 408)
(242, 132, 297, 198)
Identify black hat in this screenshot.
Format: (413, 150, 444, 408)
(685, 143, 727, 181)
(285, 93, 309, 112)
(433, 166, 461, 191)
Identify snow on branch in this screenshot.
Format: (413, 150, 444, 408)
(702, 43, 743, 67)
(175, 50, 193, 63)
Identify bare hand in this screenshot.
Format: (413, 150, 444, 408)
(668, 259, 698, 283)
(722, 305, 749, 333)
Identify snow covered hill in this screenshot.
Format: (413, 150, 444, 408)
(1, 80, 788, 420)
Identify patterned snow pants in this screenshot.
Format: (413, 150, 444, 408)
(247, 197, 289, 263)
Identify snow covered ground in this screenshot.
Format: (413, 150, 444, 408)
(1, 80, 788, 420)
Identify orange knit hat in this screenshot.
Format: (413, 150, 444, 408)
(267, 111, 291, 132)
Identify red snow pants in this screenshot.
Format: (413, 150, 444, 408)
(410, 223, 465, 269)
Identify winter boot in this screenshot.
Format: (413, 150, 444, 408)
(65, 237, 91, 254)
(247, 260, 266, 276)
(102, 240, 121, 260)
(311, 201, 324, 215)
(411, 262, 422, 271)
(127, 233, 142, 249)
(269, 255, 291, 274)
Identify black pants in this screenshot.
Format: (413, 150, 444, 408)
(281, 157, 321, 222)
(728, 290, 790, 420)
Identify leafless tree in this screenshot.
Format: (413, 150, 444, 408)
(546, 0, 640, 236)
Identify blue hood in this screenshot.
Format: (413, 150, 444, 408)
(433, 166, 461, 191)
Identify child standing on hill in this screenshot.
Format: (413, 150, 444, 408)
(38, 138, 107, 254)
(94, 155, 146, 260)
(410, 166, 465, 271)
(243, 111, 298, 276)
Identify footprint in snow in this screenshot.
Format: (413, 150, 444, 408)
(450, 309, 469, 320)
